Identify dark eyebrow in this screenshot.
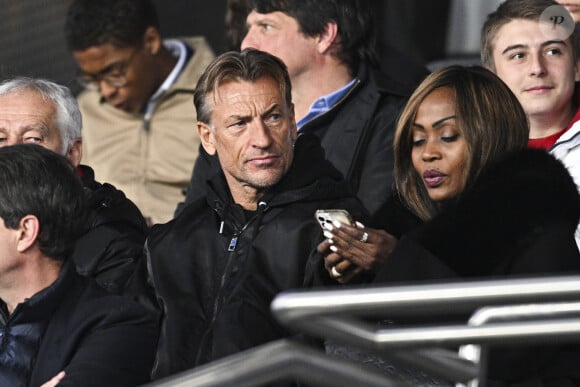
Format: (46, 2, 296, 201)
(541, 39, 567, 48)
(225, 113, 249, 123)
(432, 115, 456, 127)
(412, 115, 455, 130)
(261, 104, 280, 119)
(502, 39, 566, 55)
(79, 60, 124, 78)
(502, 44, 526, 55)
(99, 61, 126, 76)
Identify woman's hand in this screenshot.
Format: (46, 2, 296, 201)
(317, 220, 398, 283)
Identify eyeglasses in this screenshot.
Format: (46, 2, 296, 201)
(75, 49, 140, 91)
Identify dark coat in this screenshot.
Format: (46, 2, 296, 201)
(73, 165, 149, 295)
(0, 262, 160, 387)
(373, 149, 580, 386)
(147, 134, 367, 378)
(177, 64, 409, 219)
(297, 64, 409, 218)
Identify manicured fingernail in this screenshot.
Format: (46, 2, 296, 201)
(332, 220, 342, 228)
(355, 221, 365, 229)
(330, 245, 338, 252)
(323, 222, 334, 231)
(323, 230, 333, 239)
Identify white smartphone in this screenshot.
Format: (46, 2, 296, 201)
(315, 209, 355, 230)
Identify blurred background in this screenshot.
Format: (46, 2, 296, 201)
(0, 0, 502, 92)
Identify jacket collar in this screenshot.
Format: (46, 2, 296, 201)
(1, 261, 74, 325)
(205, 134, 354, 211)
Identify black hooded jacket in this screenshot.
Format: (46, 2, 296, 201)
(73, 165, 149, 295)
(147, 134, 367, 378)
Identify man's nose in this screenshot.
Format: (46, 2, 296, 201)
(250, 120, 273, 148)
(98, 80, 118, 100)
(529, 53, 547, 77)
(241, 28, 258, 50)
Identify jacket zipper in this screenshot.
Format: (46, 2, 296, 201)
(196, 202, 268, 363)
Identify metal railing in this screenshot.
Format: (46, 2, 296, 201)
(457, 301, 580, 387)
(145, 339, 403, 387)
(146, 275, 580, 386)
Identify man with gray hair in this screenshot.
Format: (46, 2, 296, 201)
(0, 77, 149, 295)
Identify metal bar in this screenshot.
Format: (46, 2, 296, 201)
(457, 302, 580, 387)
(271, 278, 580, 386)
(145, 279, 580, 387)
(272, 276, 580, 323)
(468, 301, 580, 325)
(144, 339, 404, 387)
(290, 316, 580, 382)
(317, 316, 478, 382)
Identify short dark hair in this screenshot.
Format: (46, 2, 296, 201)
(64, 0, 160, 51)
(226, 0, 251, 51)
(194, 48, 292, 125)
(249, 0, 378, 72)
(0, 144, 86, 260)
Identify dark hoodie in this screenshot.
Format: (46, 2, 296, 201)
(73, 164, 149, 295)
(146, 134, 367, 379)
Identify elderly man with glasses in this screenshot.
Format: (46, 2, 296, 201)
(64, 0, 215, 226)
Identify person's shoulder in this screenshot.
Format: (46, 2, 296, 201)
(364, 63, 418, 99)
(148, 197, 210, 243)
(490, 148, 575, 187)
(474, 148, 575, 197)
(471, 148, 579, 228)
(66, 271, 159, 323)
(175, 36, 216, 84)
(348, 64, 410, 118)
(179, 36, 215, 70)
(146, 200, 214, 274)
(377, 42, 431, 93)
(179, 36, 215, 56)
(76, 88, 101, 107)
(83, 175, 148, 231)
(554, 119, 580, 147)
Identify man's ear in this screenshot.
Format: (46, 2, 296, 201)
(143, 26, 162, 55)
(198, 122, 217, 155)
(575, 58, 580, 82)
(16, 215, 40, 253)
(67, 139, 82, 167)
(317, 21, 339, 55)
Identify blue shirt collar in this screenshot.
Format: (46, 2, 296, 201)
(296, 78, 358, 130)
